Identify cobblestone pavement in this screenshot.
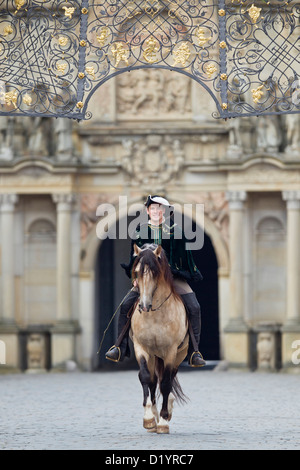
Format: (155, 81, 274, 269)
(0, 368, 299, 451)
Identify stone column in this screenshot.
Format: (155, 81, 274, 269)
(224, 191, 249, 368)
(52, 194, 74, 323)
(51, 194, 80, 369)
(0, 194, 18, 324)
(0, 194, 19, 370)
(281, 191, 300, 371)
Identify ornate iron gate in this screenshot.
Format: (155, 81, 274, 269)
(0, 0, 299, 120)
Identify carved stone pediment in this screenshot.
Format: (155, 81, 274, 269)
(228, 162, 300, 189)
(120, 135, 184, 192)
(0, 162, 72, 189)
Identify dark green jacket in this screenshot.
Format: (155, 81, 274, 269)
(121, 221, 203, 282)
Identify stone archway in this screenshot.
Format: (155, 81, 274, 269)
(80, 197, 229, 369)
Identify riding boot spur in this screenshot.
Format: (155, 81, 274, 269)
(180, 292, 206, 367)
(105, 290, 139, 363)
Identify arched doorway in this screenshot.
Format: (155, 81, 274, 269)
(94, 234, 133, 370)
(93, 221, 219, 370)
(189, 232, 220, 361)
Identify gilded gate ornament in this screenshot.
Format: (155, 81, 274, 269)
(0, 0, 298, 120)
(143, 36, 159, 64)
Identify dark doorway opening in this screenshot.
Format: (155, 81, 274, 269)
(94, 222, 219, 369)
(189, 232, 220, 361)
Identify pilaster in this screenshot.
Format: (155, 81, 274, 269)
(224, 190, 250, 368)
(0, 194, 20, 371)
(281, 191, 300, 371)
(51, 194, 80, 369)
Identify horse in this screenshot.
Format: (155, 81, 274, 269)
(130, 243, 189, 434)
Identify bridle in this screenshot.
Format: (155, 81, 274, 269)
(137, 280, 172, 313)
(149, 290, 172, 311)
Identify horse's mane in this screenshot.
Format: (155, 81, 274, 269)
(133, 243, 179, 297)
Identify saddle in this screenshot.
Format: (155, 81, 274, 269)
(114, 296, 198, 353)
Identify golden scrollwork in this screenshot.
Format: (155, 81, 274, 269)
(143, 36, 159, 64)
(58, 36, 68, 47)
(126, 1, 142, 19)
(205, 63, 217, 78)
(111, 42, 129, 67)
(251, 84, 264, 103)
(62, 6, 75, 19)
(172, 42, 191, 67)
(23, 93, 32, 106)
(96, 27, 109, 48)
(85, 66, 95, 80)
(247, 4, 262, 23)
(1, 90, 18, 108)
(195, 28, 211, 48)
(3, 25, 13, 36)
(144, 0, 162, 19)
(56, 63, 67, 74)
(14, 0, 25, 13)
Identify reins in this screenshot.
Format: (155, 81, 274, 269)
(150, 291, 172, 311)
(96, 287, 135, 355)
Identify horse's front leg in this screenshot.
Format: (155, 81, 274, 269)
(157, 349, 178, 434)
(138, 356, 157, 431)
(157, 365, 173, 434)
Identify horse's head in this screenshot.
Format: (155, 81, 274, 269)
(133, 243, 163, 312)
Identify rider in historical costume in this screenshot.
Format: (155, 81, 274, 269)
(105, 195, 206, 367)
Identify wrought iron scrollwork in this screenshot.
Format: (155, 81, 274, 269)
(0, 0, 298, 120)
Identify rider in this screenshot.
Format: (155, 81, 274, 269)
(105, 195, 206, 367)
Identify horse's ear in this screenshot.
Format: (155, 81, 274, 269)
(134, 244, 141, 257)
(154, 245, 162, 258)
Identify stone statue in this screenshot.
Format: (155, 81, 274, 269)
(54, 118, 73, 161)
(256, 115, 282, 153)
(226, 117, 243, 158)
(285, 113, 300, 157)
(28, 117, 52, 157)
(257, 332, 274, 370)
(0, 115, 13, 160)
(27, 334, 46, 372)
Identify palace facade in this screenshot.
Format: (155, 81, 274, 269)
(0, 69, 300, 372)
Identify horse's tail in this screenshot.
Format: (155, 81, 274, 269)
(155, 357, 188, 405)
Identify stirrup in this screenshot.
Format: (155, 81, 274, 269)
(189, 351, 206, 368)
(105, 345, 121, 363)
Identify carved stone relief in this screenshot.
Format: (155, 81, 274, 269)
(284, 113, 300, 157)
(80, 193, 119, 241)
(27, 334, 46, 372)
(257, 332, 275, 370)
(116, 68, 191, 119)
(120, 134, 184, 192)
(186, 191, 229, 247)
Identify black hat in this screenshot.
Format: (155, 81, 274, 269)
(144, 195, 174, 214)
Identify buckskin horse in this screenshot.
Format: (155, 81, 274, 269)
(130, 243, 189, 434)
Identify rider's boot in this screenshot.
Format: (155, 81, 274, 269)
(180, 292, 206, 367)
(105, 290, 139, 362)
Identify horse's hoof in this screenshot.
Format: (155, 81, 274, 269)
(157, 425, 169, 434)
(147, 426, 157, 433)
(143, 417, 156, 430)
